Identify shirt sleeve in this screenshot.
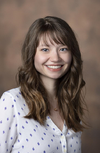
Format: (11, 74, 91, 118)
(0, 92, 18, 153)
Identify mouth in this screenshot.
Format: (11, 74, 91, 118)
(46, 65, 63, 69)
(45, 65, 64, 72)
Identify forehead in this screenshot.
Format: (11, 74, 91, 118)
(37, 32, 66, 47)
(38, 35, 55, 46)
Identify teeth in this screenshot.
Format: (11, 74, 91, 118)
(47, 65, 62, 69)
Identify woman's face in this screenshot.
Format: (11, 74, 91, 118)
(34, 36, 72, 80)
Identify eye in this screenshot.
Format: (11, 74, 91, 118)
(41, 48, 49, 52)
(60, 48, 68, 52)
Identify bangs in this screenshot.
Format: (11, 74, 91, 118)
(37, 27, 69, 47)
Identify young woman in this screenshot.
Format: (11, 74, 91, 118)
(0, 16, 87, 153)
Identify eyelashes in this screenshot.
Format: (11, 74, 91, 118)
(41, 47, 69, 52)
(41, 48, 49, 52)
(60, 48, 68, 51)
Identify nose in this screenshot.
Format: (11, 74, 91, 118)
(50, 50, 61, 62)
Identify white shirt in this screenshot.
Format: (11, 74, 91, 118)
(0, 87, 82, 153)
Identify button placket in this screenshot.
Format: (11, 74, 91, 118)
(60, 134, 67, 153)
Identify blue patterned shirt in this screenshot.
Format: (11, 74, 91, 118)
(0, 88, 82, 153)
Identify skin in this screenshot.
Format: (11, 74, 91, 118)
(34, 36, 72, 81)
(34, 35, 72, 131)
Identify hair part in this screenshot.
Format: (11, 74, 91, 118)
(17, 16, 88, 132)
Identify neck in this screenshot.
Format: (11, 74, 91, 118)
(40, 75, 59, 111)
(40, 75, 57, 98)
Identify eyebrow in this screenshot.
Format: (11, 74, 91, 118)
(39, 44, 68, 47)
(40, 44, 50, 47)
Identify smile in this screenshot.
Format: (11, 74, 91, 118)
(46, 65, 62, 69)
(46, 65, 64, 72)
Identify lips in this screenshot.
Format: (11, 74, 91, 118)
(46, 65, 63, 71)
(46, 65, 62, 69)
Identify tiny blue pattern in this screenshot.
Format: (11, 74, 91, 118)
(0, 88, 82, 153)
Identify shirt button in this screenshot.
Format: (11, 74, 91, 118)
(61, 135, 64, 139)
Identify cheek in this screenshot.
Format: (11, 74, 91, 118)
(34, 55, 40, 70)
(64, 53, 72, 64)
(34, 54, 46, 70)
(68, 54, 72, 64)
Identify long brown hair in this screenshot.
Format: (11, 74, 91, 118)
(17, 16, 87, 132)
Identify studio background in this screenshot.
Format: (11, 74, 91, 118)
(0, 0, 100, 152)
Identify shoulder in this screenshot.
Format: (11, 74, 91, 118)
(0, 86, 30, 119)
(0, 87, 27, 114)
(0, 88, 21, 152)
(2, 87, 21, 97)
(0, 87, 20, 110)
(0, 87, 24, 104)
